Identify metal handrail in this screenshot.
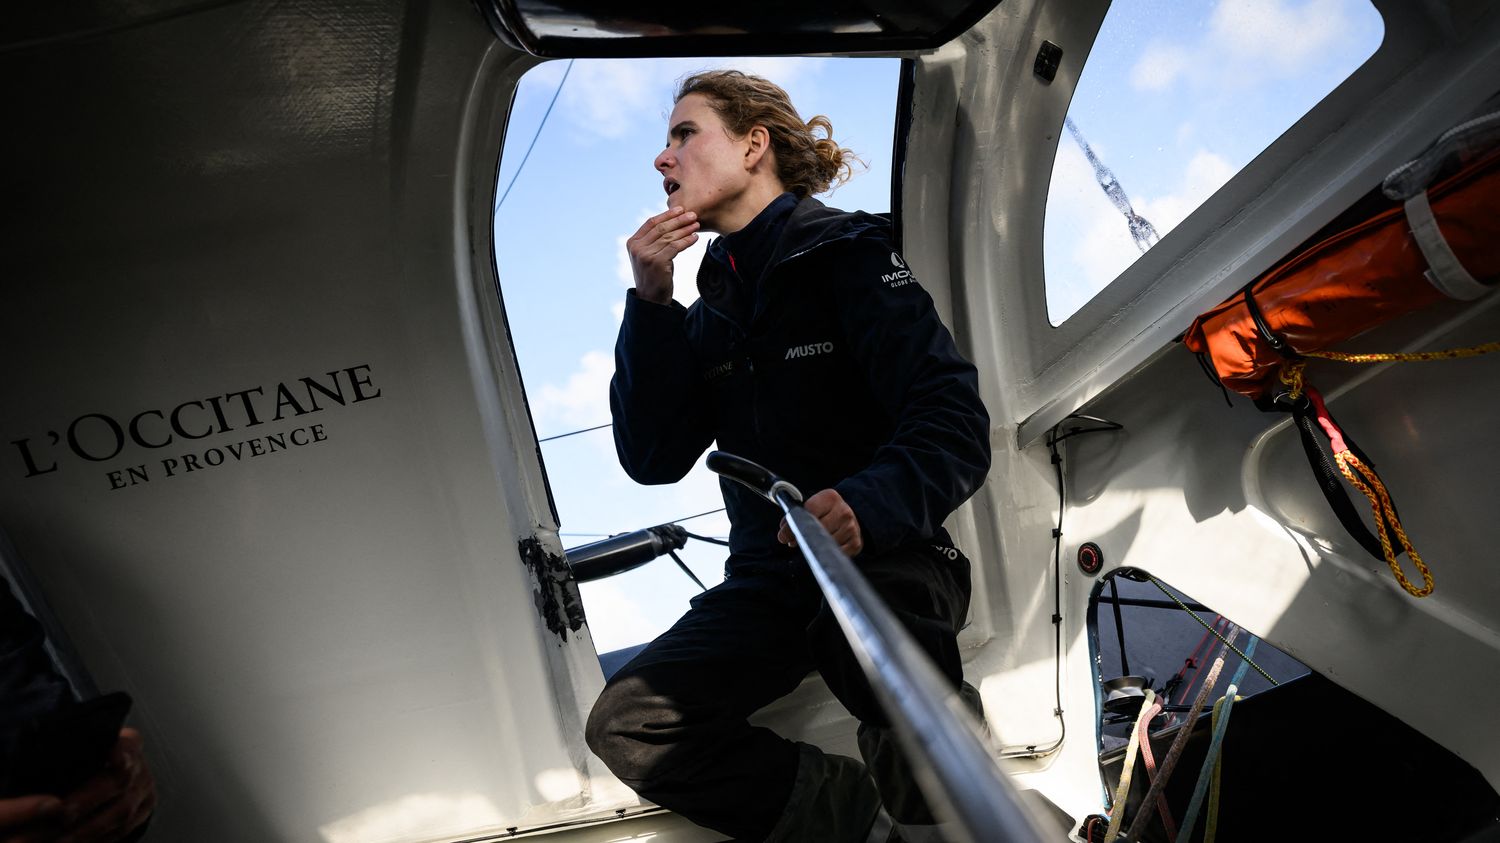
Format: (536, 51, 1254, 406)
(705, 451, 1046, 843)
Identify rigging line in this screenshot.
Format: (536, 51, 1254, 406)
(669, 507, 727, 525)
(562, 530, 728, 542)
(495, 59, 575, 211)
(1145, 575, 1278, 687)
(1109, 577, 1129, 677)
(667, 549, 709, 592)
(681, 529, 731, 547)
(538, 422, 611, 443)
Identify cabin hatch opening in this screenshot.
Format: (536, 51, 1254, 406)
(489, 56, 900, 665)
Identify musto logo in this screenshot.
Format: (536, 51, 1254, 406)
(785, 342, 834, 360)
(882, 251, 915, 288)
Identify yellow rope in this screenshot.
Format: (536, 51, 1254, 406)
(1335, 451, 1435, 597)
(1278, 342, 1499, 402)
(1277, 369, 1437, 597)
(1203, 695, 1239, 843)
(1268, 342, 1496, 597)
(1105, 689, 1156, 843)
(1304, 341, 1500, 364)
(1278, 361, 1309, 402)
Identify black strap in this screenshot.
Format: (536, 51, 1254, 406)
(1285, 399, 1402, 562)
(1243, 287, 1302, 359)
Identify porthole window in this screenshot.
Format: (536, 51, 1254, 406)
(1042, 0, 1384, 325)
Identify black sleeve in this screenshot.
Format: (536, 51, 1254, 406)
(609, 290, 716, 484)
(0, 576, 72, 726)
(829, 240, 992, 554)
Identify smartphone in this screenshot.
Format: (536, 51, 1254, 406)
(0, 691, 132, 798)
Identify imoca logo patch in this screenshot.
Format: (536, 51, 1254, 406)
(883, 252, 915, 288)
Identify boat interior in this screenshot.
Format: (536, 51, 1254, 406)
(3, 0, 1499, 840)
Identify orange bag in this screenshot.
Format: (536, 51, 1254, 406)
(1183, 143, 1500, 400)
(1181, 112, 1500, 598)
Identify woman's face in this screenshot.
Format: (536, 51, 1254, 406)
(654, 93, 753, 232)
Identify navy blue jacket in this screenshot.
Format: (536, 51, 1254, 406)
(611, 194, 990, 567)
(1, 576, 71, 727)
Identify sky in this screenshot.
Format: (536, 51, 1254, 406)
(491, 0, 1385, 654)
(1043, 0, 1383, 323)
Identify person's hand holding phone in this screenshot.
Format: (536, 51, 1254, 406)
(0, 792, 63, 842)
(0, 728, 155, 843)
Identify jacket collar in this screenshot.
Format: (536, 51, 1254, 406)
(696, 195, 889, 328)
(709, 191, 798, 288)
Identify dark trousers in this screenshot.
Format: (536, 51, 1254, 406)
(585, 539, 972, 842)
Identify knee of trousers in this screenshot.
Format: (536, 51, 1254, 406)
(584, 673, 674, 784)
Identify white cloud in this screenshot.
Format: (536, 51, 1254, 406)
(563, 60, 659, 140)
(561, 57, 825, 142)
(577, 579, 667, 653)
(1129, 0, 1359, 92)
(1210, 0, 1345, 70)
(1135, 150, 1235, 233)
(533, 350, 614, 431)
(1131, 42, 1189, 91)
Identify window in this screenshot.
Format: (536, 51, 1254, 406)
(1042, 0, 1384, 325)
(493, 57, 899, 655)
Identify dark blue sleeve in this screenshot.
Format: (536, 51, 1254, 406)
(609, 290, 716, 484)
(830, 240, 992, 555)
(0, 576, 72, 726)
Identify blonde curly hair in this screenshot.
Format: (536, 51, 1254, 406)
(676, 70, 858, 198)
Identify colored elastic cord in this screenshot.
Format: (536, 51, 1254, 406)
(1104, 688, 1157, 843)
(1135, 697, 1177, 841)
(1123, 627, 1238, 843)
(1205, 699, 1231, 843)
(1175, 636, 1260, 843)
(1306, 388, 1435, 597)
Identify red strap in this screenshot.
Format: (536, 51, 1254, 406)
(1136, 699, 1179, 840)
(1305, 387, 1350, 455)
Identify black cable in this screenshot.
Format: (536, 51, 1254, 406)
(1021, 413, 1124, 757)
(667, 549, 709, 592)
(1109, 577, 1130, 677)
(681, 529, 730, 547)
(669, 507, 727, 525)
(495, 59, 575, 211)
(1047, 415, 1124, 445)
